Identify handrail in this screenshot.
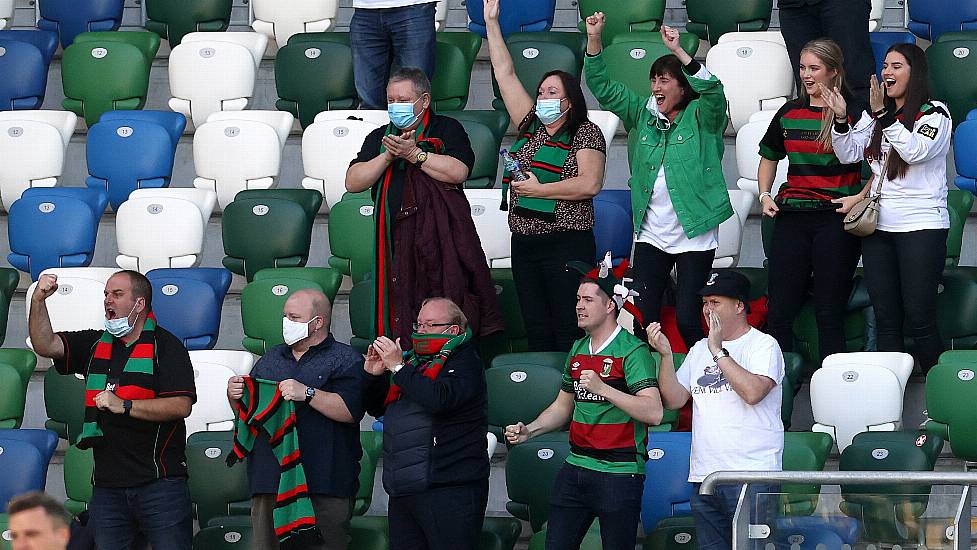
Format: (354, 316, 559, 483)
(700, 470, 977, 495)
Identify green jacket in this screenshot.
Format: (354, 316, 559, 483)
(585, 51, 733, 238)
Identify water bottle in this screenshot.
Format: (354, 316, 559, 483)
(499, 149, 528, 181)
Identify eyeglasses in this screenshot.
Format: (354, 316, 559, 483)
(412, 322, 456, 331)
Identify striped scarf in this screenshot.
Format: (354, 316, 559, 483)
(227, 377, 322, 549)
(501, 118, 573, 218)
(77, 312, 158, 450)
(384, 328, 472, 405)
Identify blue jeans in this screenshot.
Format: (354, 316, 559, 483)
(349, 2, 437, 110)
(691, 483, 779, 550)
(90, 477, 193, 550)
(544, 463, 644, 550)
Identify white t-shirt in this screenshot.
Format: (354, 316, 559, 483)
(636, 165, 719, 253)
(353, 0, 437, 8)
(677, 327, 785, 482)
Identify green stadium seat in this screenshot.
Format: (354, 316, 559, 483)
(946, 189, 973, 267)
(505, 435, 571, 531)
(192, 521, 252, 550)
(932, 268, 977, 350)
(791, 301, 866, 370)
(457, 117, 502, 189)
(348, 278, 375, 355)
(62, 31, 161, 126)
(852, 430, 943, 468)
(685, 0, 773, 45)
(491, 32, 586, 111)
(925, 361, 977, 461)
(729, 267, 769, 300)
(432, 32, 482, 112)
(602, 33, 701, 101)
(486, 364, 564, 440)
(937, 349, 977, 364)
(186, 431, 250, 527)
(354, 431, 383, 516)
(43, 369, 85, 441)
(222, 189, 322, 281)
(0, 514, 7, 550)
(443, 110, 511, 144)
(327, 194, 376, 284)
(0, 365, 25, 429)
(241, 267, 343, 354)
(0, 349, 36, 392)
(781, 352, 803, 430)
(275, 33, 356, 128)
(576, 0, 665, 46)
(781, 431, 832, 516)
(144, 0, 232, 47)
(350, 516, 389, 550)
(643, 524, 698, 550)
(649, 352, 686, 432)
(0, 269, 21, 347)
(481, 517, 522, 550)
(927, 38, 977, 127)
(63, 444, 94, 517)
(479, 268, 529, 365)
(490, 352, 567, 371)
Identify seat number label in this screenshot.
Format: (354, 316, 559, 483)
(630, 48, 646, 59)
(205, 447, 222, 459)
(537, 448, 554, 460)
(91, 48, 108, 59)
(38, 202, 55, 213)
(305, 48, 321, 59)
(162, 284, 179, 296)
(272, 285, 288, 296)
(117, 126, 134, 138)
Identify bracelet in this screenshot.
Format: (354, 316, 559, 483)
(758, 191, 772, 203)
(871, 108, 887, 120)
(834, 115, 848, 123)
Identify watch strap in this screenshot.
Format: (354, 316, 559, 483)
(305, 387, 316, 402)
(712, 348, 730, 363)
(123, 399, 133, 416)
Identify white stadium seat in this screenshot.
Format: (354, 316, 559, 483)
(705, 39, 793, 134)
(713, 190, 753, 268)
(716, 31, 786, 47)
(206, 110, 294, 148)
(735, 110, 788, 198)
(870, 0, 884, 32)
(251, 0, 339, 50)
(128, 187, 217, 226)
(192, 111, 293, 210)
(0, 0, 12, 29)
(0, 111, 77, 211)
(25, 267, 120, 348)
(435, 0, 448, 30)
(168, 32, 269, 128)
(302, 110, 388, 212)
(810, 352, 914, 451)
(115, 193, 214, 273)
(465, 189, 512, 268)
(185, 350, 256, 436)
(588, 110, 622, 147)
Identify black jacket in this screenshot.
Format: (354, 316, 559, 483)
(363, 343, 489, 496)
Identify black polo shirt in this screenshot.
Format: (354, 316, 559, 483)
(55, 327, 196, 488)
(247, 334, 365, 497)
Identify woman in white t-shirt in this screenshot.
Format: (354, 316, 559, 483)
(824, 43, 951, 371)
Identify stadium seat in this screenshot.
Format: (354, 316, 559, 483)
(780, 431, 832, 516)
(593, 194, 632, 264)
(37, 0, 124, 49)
(86, 110, 187, 211)
(505, 435, 571, 531)
(63, 444, 93, 517)
(193, 110, 293, 210)
(869, 0, 884, 31)
(0, 349, 36, 392)
(169, 32, 268, 128)
(490, 351, 566, 371)
(0, 429, 57, 484)
(705, 39, 792, 133)
(712, 190, 752, 268)
(185, 350, 255, 435)
(933, 268, 977, 349)
(716, 30, 784, 46)
(0, 366, 25, 428)
(8, 187, 108, 280)
(192, 522, 252, 550)
(145, 0, 232, 47)
(481, 517, 522, 550)
(0, 271, 21, 350)
(465, 189, 511, 268)
(0, 110, 76, 210)
(0, 37, 50, 111)
(61, 31, 160, 126)
(596, 188, 631, 216)
(275, 33, 355, 128)
(0, 0, 11, 29)
(42, 369, 85, 441)
(790, 300, 867, 369)
(734, 110, 787, 197)
(685, 0, 772, 45)
(869, 32, 915, 78)
(945, 190, 974, 267)
(222, 188, 322, 281)
(853, 430, 943, 468)
(576, 0, 665, 46)
(0, 29, 58, 63)
(0, 440, 46, 511)
(491, 32, 586, 111)
(588, 110, 622, 147)
(811, 352, 913, 451)
(186, 430, 250, 527)
(251, 0, 338, 49)
(347, 278, 375, 354)
(908, 0, 977, 42)
(925, 360, 977, 460)
(302, 110, 387, 211)
(327, 194, 376, 283)
(643, 525, 697, 550)
(432, 32, 482, 112)
(25, 267, 120, 346)
(466, 0, 556, 37)
(457, 117, 502, 189)
(443, 109, 510, 144)
(486, 363, 563, 440)
(927, 37, 977, 126)
(600, 33, 700, 98)
(115, 190, 217, 273)
(240, 267, 343, 354)
(954, 109, 977, 194)
(642, 431, 693, 531)
(781, 352, 803, 430)
(147, 268, 233, 350)
(354, 431, 383, 515)
(481, 268, 529, 360)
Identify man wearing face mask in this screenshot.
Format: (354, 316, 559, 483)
(346, 67, 503, 347)
(227, 289, 364, 550)
(362, 297, 489, 550)
(29, 270, 196, 550)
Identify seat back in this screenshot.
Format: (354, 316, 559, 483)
(491, 32, 585, 110)
(642, 431, 693, 531)
(490, 351, 567, 371)
(504, 437, 571, 531)
(326, 195, 376, 283)
(466, 0, 556, 37)
(185, 360, 238, 436)
(192, 522, 254, 550)
(685, 0, 773, 45)
(37, 0, 124, 48)
(852, 430, 944, 468)
(348, 278, 375, 353)
(147, 268, 233, 350)
(933, 268, 977, 349)
(185, 431, 250, 526)
(946, 190, 973, 266)
(588, 110, 621, 148)
(0, 439, 45, 510)
(432, 32, 482, 111)
(274, 36, 355, 128)
(593, 195, 632, 264)
(576, 0, 665, 45)
(822, 352, 914, 394)
(456, 117, 502, 189)
(0, 117, 68, 210)
(193, 117, 285, 209)
(869, 32, 916, 78)
(302, 111, 386, 211)
(926, 361, 977, 460)
(0, 366, 26, 427)
(144, 0, 232, 47)
(251, 0, 339, 48)
(443, 109, 510, 143)
(42, 369, 86, 441)
(926, 38, 977, 126)
(953, 109, 977, 194)
(734, 110, 787, 197)
(465, 189, 511, 266)
(0, 39, 48, 110)
(486, 364, 563, 435)
(116, 196, 206, 273)
(908, 0, 977, 42)
(713, 190, 752, 268)
(0, 429, 57, 488)
(63, 444, 94, 516)
(705, 39, 793, 133)
(0, 29, 58, 62)
(25, 267, 119, 341)
(354, 431, 383, 515)
(781, 431, 833, 516)
(169, 39, 260, 127)
(601, 33, 699, 97)
(810, 364, 905, 451)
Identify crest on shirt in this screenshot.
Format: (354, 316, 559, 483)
(600, 358, 613, 377)
(706, 272, 719, 286)
(918, 124, 938, 139)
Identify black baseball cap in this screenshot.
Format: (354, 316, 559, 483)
(698, 270, 751, 304)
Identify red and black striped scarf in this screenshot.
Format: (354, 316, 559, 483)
(501, 119, 573, 217)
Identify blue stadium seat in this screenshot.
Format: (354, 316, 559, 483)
(593, 194, 633, 264)
(596, 188, 632, 218)
(7, 187, 108, 280)
(0, 439, 45, 511)
(642, 431, 693, 531)
(868, 32, 915, 78)
(37, 0, 125, 48)
(772, 519, 854, 550)
(146, 267, 232, 351)
(0, 39, 48, 111)
(908, 0, 977, 42)
(0, 429, 58, 479)
(86, 110, 187, 210)
(467, 0, 556, 37)
(954, 109, 977, 195)
(0, 30, 59, 64)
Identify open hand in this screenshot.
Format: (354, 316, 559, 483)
(706, 310, 723, 356)
(372, 336, 404, 371)
(869, 74, 886, 113)
(819, 83, 848, 120)
(483, 0, 499, 22)
(645, 322, 673, 357)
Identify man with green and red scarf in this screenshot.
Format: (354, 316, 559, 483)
(504, 254, 663, 550)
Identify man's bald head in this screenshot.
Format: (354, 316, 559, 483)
(284, 289, 332, 331)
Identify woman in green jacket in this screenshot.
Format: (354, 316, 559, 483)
(584, 13, 733, 348)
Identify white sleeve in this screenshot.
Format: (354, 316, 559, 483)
(830, 111, 874, 164)
(882, 107, 953, 165)
(747, 333, 784, 385)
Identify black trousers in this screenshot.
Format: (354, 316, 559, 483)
(766, 210, 861, 362)
(511, 229, 596, 352)
(387, 479, 489, 550)
(631, 242, 716, 349)
(861, 228, 947, 371)
(778, 0, 875, 116)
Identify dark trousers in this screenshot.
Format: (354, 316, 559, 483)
(89, 477, 192, 550)
(511, 230, 596, 352)
(544, 463, 644, 550)
(778, 0, 875, 115)
(631, 242, 716, 349)
(766, 210, 861, 362)
(251, 494, 353, 550)
(862, 228, 947, 371)
(387, 479, 489, 550)
(691, 483, 779, 550)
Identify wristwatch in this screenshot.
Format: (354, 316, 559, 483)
(415, 150, 428, 165)
(712, 348, 731, 363)
(390, 362, 404, 374)
(758, 191, 772, 204)
(122, 400, 133, 416)
(305, 387, 316, 402)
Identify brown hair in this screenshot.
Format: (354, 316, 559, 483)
(8, 491, 70, 528)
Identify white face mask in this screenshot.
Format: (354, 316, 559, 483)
(645, 96, 671, 131)
(104, 303, 138, 338)
(282, 316, 320, 346)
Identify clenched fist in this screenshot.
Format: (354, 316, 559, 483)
(33, 274, 58, 303)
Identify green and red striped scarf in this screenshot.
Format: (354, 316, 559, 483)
(501, 118, 573, 217)
(384, 328, 472, 405)
(227, 377, 322, 549)
(76, 312, 159, 450)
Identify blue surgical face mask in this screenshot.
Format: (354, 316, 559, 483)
(104, 303, 138, 338)
(536, 98, 567, 125)
(388, 97, 423, 129)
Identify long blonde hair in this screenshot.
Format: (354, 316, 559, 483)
(799, 39, 845, 153)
